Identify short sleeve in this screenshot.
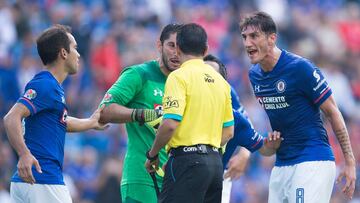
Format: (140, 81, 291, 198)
(100, 68, 142, 107)
(163, 73, 186, 121)
(17, 82, 54, 115)
(223, 87, 234, 127)
(298, 60, 332, 107)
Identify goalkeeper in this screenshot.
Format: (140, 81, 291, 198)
(98, 23, 182, 203)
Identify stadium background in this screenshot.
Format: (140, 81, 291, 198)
(0, 0, 360, 202)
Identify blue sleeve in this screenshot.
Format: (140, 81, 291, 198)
(17, 81, 54, 115)
(222, 109, 264, 168)
(230, 86, 241, 110)
(297, 59, 332, 107)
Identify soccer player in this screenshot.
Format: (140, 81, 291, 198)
(204, 54, 282, 203)
(240, 11, 356, 202)
(4, 25, 107, 203)
(98, 23, 182, 203)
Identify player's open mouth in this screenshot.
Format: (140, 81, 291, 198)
(169, 58, 180, 65)
(248, 50, 258, 56)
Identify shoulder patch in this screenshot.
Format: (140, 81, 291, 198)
(24, 89, 37, 100)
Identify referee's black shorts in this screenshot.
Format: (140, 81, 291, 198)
(159, 144, 223, 203)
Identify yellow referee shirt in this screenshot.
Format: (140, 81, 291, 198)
(163, 59, 234, 149)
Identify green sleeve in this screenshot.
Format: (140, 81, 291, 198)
(100, 68, 143, 106)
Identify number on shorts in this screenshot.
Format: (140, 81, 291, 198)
(296, 188, 304, 203)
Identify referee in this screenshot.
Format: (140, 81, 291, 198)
(145, 23, 234, 203)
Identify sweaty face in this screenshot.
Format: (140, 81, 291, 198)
(241, 26, 272, 64)
(161, 33, 180, 72)
(65, 33, 80, 75)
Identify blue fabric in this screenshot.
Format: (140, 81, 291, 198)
(11, 71, 68, 184)
(248, 50, 334, 166)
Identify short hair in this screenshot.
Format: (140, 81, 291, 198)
(36, 24, 72, 65)
(204, 54, 227, 80)
(176, 23, 207, 56)
(239, 11, 277, 35)
(159, 23, 183, 45)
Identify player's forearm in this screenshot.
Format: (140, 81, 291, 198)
(149, 119, 177, 157)
(327, 109, 355, 164)
(258, 145, 276, 156)
(66, 116, 97, 132)
(99, 103, 133, 124)
(4, 114, 31, 156)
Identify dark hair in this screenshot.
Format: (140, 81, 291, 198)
(239, 11, 277, 35)
(159, 23, 183, 45)
(36, 24, 72, 65)
(176, 23, 207, 56)
(204, 54, 227, 79)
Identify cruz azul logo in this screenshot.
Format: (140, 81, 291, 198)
(276, 80, 286, 93)
(163, 96, 179, 109)
(204, 74, 214, 83)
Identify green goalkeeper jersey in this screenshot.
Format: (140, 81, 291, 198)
(100, 60, 167, 187)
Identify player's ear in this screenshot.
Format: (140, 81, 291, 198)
(269, 33, 277, 47)
(156, 40, 162, 54)
(60, 48, 67, 59)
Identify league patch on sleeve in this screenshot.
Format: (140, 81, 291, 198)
(163, 96, 179, 109)
(24, 89, 37, 100)
(102, 93, 113, 103)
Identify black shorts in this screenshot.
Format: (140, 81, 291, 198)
(159, 145, 223, 203)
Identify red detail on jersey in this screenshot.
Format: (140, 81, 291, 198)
(314, 87, 331, 104)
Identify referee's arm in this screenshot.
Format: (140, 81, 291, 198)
(221, 125, 234, 146)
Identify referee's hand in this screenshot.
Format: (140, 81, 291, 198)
(17, 152, 42, 184)
(145, 151, 159, 173)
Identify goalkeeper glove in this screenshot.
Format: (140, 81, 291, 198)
(131, 109, 163, 125)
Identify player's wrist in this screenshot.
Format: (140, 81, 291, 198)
(344, 155, 356, 166)
(146, 150, 158, 161)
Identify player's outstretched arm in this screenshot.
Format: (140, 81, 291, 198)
(258, 131, 282, 156)
(99, 103, 162, 125)
(320, 95, 356, 199)
(4, 103, 42, 184)
(67, 105, 109, 132)
(224, 147, 251, 180)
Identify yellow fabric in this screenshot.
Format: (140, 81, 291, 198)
(163, 59, 234, 149)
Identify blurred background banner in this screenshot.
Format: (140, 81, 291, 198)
(0, 0, 359, 202)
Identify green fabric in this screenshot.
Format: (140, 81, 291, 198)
(122, 184, 158, 203)
(100, 60, 167, 187)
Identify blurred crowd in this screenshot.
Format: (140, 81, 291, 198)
(0, 0, 360, 202)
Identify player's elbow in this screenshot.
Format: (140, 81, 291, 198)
(221, 126, 234, 146)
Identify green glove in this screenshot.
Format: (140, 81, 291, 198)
(131, 109, 163, 125)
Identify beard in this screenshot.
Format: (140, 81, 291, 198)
(161, 53, 174, 72)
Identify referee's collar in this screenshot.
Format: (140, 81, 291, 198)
(180, 59, 205, 69)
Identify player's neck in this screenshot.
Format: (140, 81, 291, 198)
(260, 47, 282, 72)
(46, 63, 68, 84)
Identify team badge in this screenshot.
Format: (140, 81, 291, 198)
(102, 93, 113, 102)
(276, 80, 286, 93)
(24, 89, 37, 100)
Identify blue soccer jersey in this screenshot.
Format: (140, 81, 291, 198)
(11, 71, 68, 184)
(249, 50, 334, 166)
(222, 87, 264, 169)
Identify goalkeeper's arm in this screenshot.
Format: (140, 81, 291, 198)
(99, 103, 162, 124)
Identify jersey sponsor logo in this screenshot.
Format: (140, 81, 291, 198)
(254, 85, 260, 92)
(61, 96, 66, 104)
(102, 93, 112, 103)
(276, 80, 286, 93)
(204, 74, 215, 83)
(313, 70, 321, 83)
(163, 96, 179, 109)
(154, 89, 163, 97)
(154, 104, 163, 115)
(24, 89, 37, 100)
(257, 96, 290, 110)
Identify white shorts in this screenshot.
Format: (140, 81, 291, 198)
(268, 161, 336, 203)
(222, 175, 232, 203)
(10, 182, 72, 203)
